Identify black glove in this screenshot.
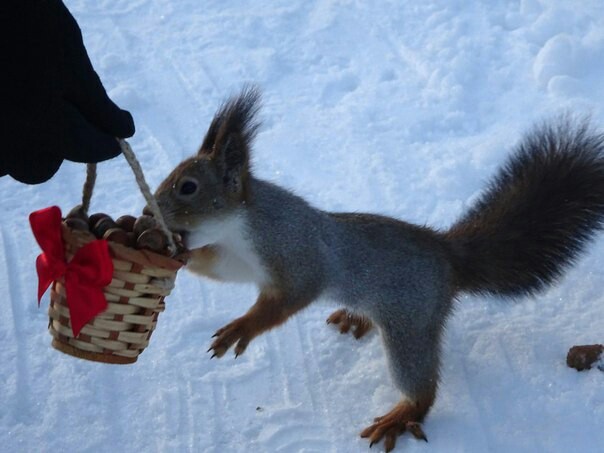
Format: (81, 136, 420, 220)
(0, 0, 135, 184)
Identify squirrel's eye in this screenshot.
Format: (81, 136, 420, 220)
(178, 178, 198, 196)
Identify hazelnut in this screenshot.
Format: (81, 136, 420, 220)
(115, 215, 137, 232)
(93, 217, 118, 239)
(133, 215, 159, 237)
(88, 212, 111, 230)
(64, 217, 89, 231)
(66, 204, 88, 222)
(136, 228, 167, 254)
(567, 344, 604, 371)
(103, 228, 130, 246)
(142, 205, 154, 217)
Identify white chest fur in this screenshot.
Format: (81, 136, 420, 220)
(186, 213, 270, 286)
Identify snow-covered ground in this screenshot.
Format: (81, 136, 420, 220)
(2, 0, 604, 451)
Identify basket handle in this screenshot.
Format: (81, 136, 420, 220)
(81, 139, 177, 255)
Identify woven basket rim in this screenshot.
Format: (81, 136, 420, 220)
(61, 223, 188, 270)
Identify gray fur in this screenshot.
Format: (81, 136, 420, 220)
(245, 177, 455, 400)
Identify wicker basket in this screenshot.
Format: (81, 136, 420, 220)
(48, 224, 185, 364)
(41, 140, 187, 364)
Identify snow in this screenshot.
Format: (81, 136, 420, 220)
(2, 0, 604, 451)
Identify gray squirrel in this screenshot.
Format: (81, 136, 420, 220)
(154, 86, 604, 452)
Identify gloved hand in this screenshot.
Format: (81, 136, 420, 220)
(0, 0, 135, 184)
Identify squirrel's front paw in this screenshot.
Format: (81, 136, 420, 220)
(326, 309, 373, 339)
(209, 317, 253, 358)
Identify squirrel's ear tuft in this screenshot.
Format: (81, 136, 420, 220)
(199, 85, 261, 198)
(198, 84, 261, 157)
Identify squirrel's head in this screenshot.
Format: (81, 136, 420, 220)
(154, 85, 261, 237)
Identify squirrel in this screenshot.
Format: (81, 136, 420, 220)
(154, 86, 604, 452)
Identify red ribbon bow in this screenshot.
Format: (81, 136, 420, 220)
(29, 206, 114, 337)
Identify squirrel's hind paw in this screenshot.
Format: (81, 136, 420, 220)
(326, 309, 373, 339)
(360, 402, 429, 452)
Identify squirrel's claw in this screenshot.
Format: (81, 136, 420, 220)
(326, 309, 373, 339)
(208, 317, 253, 359)
(407, 422, 428, 442)
(360, 403, 429, 452)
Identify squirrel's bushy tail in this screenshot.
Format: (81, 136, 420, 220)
(446, 119, 604, 297)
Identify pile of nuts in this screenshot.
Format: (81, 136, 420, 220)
(64, 205, 186, 256)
